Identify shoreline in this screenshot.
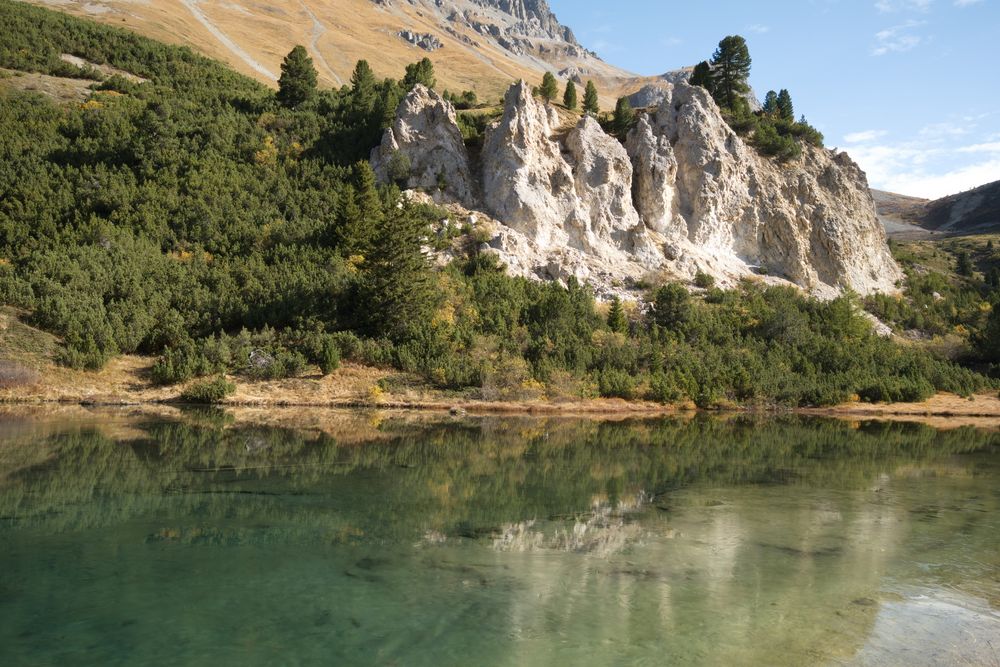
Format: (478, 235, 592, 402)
(2, 354, 998, 427)
(3, 389, 999, 430)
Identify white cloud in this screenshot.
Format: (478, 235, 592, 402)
(844, 129, 888, 143)
(872, 19, 926, 55)
(957, 141, 1000, 153)
(746, 24, 770, 33)
(918, 121, 970, 137)
(875, 0, 933, 11)
(844, 130, 1000, 198)
(954, 0, 983, 6)
(878, 159, 1000, 198)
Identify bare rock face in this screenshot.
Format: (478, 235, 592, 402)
(372, 78, 902, 297)
(370, 84, 473, 203)
(625, 115, 681, 237)
(481, 81, 648, 259)
(628, 83, 902, 294)
(481, 81, 577, 248)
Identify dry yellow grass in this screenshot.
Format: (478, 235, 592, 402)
(25, 0, 649, 103)
(0, 67, 97, 102)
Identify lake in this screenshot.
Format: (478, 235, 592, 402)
(1, 409, 998, 666)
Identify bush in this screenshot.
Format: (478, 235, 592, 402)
(597, 368, 637, 399)
(648, 372, 685, 403)
(180, 376, 235, 404)
(693, 271, 716, 289)
(752, 122, 800, 161)
(243, 347, 307, 380)
(318, 337, 341, 375)
(386, 151, 411, 186)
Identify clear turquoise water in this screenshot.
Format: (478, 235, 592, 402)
(1, 412, 998, 666)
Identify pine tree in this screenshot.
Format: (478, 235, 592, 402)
(276, 45, 317, 107)
(613, 96, 636, 137)
(563, 80, 578, 110)
(607, 296, 628, 334)
(709, 35, 751, 111)
(351, 60, 377, 99)
(335, 185, 362, 251)
(403, 57, 436, 90)
(689, 61, 712, 89)
(776, 89, 794, 121)
(763, 90, 778, 115)
(362, 199, 437, 341)
(956, 250, 973, 277)
(979, 303, 1000, 362)
(338, 162, 384, 256)
(539, 72, 559, 102)
(583, 80, 599, 115)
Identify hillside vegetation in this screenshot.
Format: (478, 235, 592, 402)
(1, 2, 998, 407)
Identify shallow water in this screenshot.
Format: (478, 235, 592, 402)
(1, 412, 999, 666)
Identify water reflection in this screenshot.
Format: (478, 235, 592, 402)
(0, 412, 998, 666)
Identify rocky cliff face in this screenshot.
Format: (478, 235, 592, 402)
(373, 80, 902, 297)
(625, 83, 900, 293)
(370, 85, 473, 203)
(473, 0, 578, 44)
(481, 81, 649, 259)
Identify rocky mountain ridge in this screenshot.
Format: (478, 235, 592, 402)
(372, 81, 903, 297)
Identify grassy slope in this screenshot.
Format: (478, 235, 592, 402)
(19, 0, 641, 102)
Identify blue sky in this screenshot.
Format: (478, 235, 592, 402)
(549, 0, 1000, 199)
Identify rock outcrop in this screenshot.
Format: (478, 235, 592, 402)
(397, 30, 443, 51)
(370, 85, 473, 203)
(626, 83, 900, 294)
(372, 79, 902, 297)
(480, 82, 663, 266)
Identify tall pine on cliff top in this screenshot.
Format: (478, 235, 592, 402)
(776, 89, 795, 121)
(277, 45, 317, 107)
(403, 57, 436, 90)
(709, 35, 751, 111)
(763, 90, 778, 115)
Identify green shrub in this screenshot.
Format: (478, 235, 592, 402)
(318, 337, 341, 375)
(597, 368, 637, 399)
(693, 271, 716, 289)
(648, 372, 685, 403)
(752, 122, 800, 161)
(180, 376, 235, 404)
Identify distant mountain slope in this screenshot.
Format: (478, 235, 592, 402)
(923, 181, 1000, 234)
(25, 0, 636, 100)
(874, 182, 1000, 238)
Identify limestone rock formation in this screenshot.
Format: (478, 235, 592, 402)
(370, 84, 473, 203)
(397, 30, 443, 51)
(481, 82, 656, 262)
(626, 83, 901, 294)
(371, 77, 902, 297)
